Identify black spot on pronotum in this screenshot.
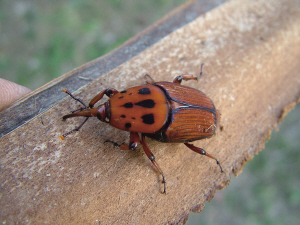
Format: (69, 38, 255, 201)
(138, 87, 151, 95)
(141, 114, 154, 125)
(125, 123, 131, 129)
(120, 115, 126, 118)
(120, 90, 127, 93)
(118, 96, 124, 99)
(123, 102, 133, 108)
(135, 99, 155, 108)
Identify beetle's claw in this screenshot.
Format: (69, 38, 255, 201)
(162, 182, 167, 194)
(216, 160, 223, 173)
(161, 173, 167, 194)
(104, 139, 120, 148)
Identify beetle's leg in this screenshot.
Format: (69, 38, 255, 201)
(89, 88, 118, 108)
(184, 143, 223, 172)
(141, 134, 166, 194)
(59, 117, 89, 140)
(144, 74, 155, 84)
(173, 74, 198, 84)
(105, 132, 140, 151)
(173, 63, 204, 84)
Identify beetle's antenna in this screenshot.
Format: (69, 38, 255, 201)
(59, 117, 89, 140)
(60, 89, 90, 140)
(62, 89, 88, 109)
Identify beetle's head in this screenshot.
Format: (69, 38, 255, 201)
(59, 89, 108, 140)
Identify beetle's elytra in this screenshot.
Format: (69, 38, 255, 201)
(60, 65, 223, 193)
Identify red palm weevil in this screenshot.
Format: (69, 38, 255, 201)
(60, 65, 223, 193)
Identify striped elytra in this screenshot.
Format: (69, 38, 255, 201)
(147, 81, 218, 142)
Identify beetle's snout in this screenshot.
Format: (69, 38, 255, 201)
(62, 109, 94, 120)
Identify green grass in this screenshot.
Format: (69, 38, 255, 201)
(0, 0, 186, 90)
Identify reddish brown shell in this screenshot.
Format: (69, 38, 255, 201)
(109, 85, 169, 133)
(155, 81, 215, 109)
(146, 82, 219, 142)
(164, 107, 218, 141)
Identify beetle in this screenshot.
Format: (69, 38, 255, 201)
(60, 65, 223, 193)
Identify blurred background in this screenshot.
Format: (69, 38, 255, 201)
(187, 103, 300, 225)
(1, 1, 299, 224)
(1, 0, 187, 90)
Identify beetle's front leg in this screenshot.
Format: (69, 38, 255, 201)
(89, 88, 119, 108)
(105, 132, 140, 151)
(141, 134, 166, 194)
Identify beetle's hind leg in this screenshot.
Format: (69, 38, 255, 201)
(184, 143, 223, 172)
(141, 134, 166, 194)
